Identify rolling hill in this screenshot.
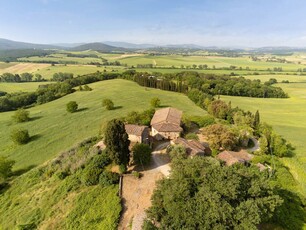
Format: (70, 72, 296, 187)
(0, 38, 60, 50)
(71, 42, 128, 52)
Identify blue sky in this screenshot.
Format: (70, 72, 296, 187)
(1, 0, 306, 47)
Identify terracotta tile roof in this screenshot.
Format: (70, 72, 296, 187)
(172, 137, 208, 157)
(151, 107, 182, 132)
(217, 150, 253, 166)
(125, 124, 148, 136)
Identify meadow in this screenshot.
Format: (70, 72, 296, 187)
(0, 79, 205, 169)
(221, 82, 306, 195)
(0, 62, 49, 74)
(114, 54, 306, 71)
(0, 82, 49, 93)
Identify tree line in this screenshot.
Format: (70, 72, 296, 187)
(121, 70, 288, 98)
(0, 72, 46, 82)
(0, 71, 119, 112)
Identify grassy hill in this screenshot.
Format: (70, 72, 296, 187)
(0, 82, 50, 93)
(0, 138, 121, 230)
(0, 79, 205, 170)
(221, 82, 306, 196)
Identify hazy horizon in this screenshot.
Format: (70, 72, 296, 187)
(1, 0, 306, 47)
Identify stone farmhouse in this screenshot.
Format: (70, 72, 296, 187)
(125, 124, 150, 144)
(150, 107, 183, 140)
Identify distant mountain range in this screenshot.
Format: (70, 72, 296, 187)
(1, 38, 306, 53)
(0, 38, 61, 50)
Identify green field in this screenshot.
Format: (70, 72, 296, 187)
(0, 82, 51, 93)
(0, 79, 205, 169)
(243, 74, 306, 83)
(0, 62, 16, 69)
(34, 64, 124, 79)
(221, 82, 306, 195)
(114, 54, 305, 71)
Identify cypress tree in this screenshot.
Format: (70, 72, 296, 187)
(253, 110, 260, 129)
(104, 119, 130, 167)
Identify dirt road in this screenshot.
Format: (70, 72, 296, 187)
(118, 142, 170, 230)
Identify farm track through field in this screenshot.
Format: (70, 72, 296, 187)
(0, 63, 49, 74)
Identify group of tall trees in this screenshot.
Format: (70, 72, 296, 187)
(0, 72, 45, 82)
(145, 157, 283, 229)
(121, 70, 288, 98)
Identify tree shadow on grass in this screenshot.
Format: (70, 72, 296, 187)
(159, 105, 170, 108)
(76, 107, 89, 112)
(29, 116, 43, 122)
(30, 134, 42, 142)
(11, 165, 36, 177)
(0, 182, 10, 194)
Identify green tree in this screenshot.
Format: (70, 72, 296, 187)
(168, 145, 187, 159)
(20, 72, 33, 82)
(102, 98, 114, 110)
(146, 157, 283, 229)
(207, 100, 231, 120)
(0, 157, 15, 183)
(150, 97, 161, 108)
(12, 109, 30, 123)
(253, 110, 260, 130)
(258, 135, 268, 155)
(104, 119, 130, 167)
(66, 101, 78, 113)
(10, 128, 30, 145)
(34, 73, 43, 82)
(132, 143, 152, 166)
(204, 124, 238, 150)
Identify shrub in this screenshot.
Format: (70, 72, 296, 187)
(185, 133, 199, 140)
(12, 109, 30, 123)
(102, 98, 114, 110)
(0, 156, 15, 183)
(150, 97, 161, 108)
(168, 145, 187, 159)
(142, 219, 158, 230)
(66, 101, 78, 113)
(87, 152, 111, 169)
(132, 171, 141, 179)
(119, 164, 127, 174)
(99, 171, 120, 186)
(10, 128, 30, 145)
(54, 171, 69, 180)
(81, 167, 104, 186)
(189, 115, 215, 127)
